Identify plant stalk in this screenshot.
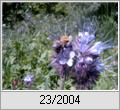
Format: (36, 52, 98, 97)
(59, 76, 65, 90)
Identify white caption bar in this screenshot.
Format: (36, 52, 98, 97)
(1, 91, 119, 109)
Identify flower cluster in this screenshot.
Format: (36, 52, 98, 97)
(51, 32, 112, 90)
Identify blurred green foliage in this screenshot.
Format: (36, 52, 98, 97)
(2, 2, 118, 90)
(3, 3, 68, 27)
(3, 3, 117, 27)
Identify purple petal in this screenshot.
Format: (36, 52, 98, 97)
(89, 41, 112, 55)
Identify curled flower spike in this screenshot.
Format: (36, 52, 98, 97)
(51, 31, 112, 90)
(89, 41, 112, 55)
(76, 32, 95, 53)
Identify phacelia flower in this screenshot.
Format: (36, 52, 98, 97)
(23, 74, 34, 85)
(51, 31, 112, 90)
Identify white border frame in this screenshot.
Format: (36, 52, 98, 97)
(0, 0, 119, 92)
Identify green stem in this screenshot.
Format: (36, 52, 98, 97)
(59, 76, 65, 90)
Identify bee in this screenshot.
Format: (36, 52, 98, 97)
(52, 35, 72, 53)
(59, 35, 69, 45)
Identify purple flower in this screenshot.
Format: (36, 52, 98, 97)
(51, 31, 112, 89)
(94, 60, 105, 73)
(85, 56, 93, 64)
(73, 32, 95, 53)
(24, 74, 34, 84)
(89, 41, 112, 55)
(78, 32, 95, 44)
